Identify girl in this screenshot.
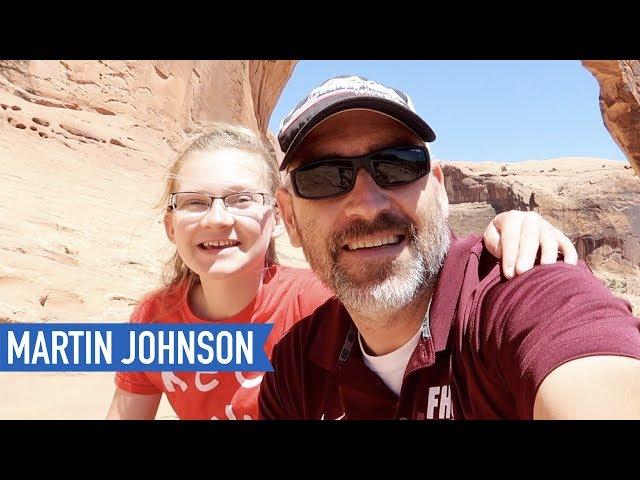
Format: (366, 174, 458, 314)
(107, 123, 576, 420)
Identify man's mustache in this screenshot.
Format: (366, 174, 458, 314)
(329, 211, 417, 258)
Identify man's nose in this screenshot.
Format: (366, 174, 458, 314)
(341, 167, 392, 221)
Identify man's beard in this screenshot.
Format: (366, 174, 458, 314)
(294, 200, 451, 316)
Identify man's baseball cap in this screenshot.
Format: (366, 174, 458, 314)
(276, 75, 436, 171)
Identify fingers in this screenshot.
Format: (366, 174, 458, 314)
(494, 211, 524, 278)
(483, 220, 501, 258)
(485, 210, 579, 279)
(514, 212, 542, 275)
(555, 227, 578, 265)
(538, 221, 559, 265)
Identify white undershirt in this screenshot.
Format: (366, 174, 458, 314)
(359, 323, 423, 397)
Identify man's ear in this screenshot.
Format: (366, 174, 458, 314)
(275, 187, 302, 247)
(431, 162, 449, 219)
(164, 211, 176, 244)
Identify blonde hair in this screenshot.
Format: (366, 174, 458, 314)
(158, 122, 281, 291)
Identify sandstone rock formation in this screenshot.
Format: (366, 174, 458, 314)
(582, 60, 640, 176)
(444, 158, 640, 314)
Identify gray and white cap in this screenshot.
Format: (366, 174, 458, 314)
(276, 75, 436, 171)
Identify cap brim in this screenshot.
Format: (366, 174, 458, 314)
(279, 96, 436, 171)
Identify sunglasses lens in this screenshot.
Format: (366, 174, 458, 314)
(291, 147, 429, 199)
(293, 160, 354, 199)
(371, 147, 429, 185)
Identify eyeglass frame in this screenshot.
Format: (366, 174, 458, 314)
(167, 191, 276, 215)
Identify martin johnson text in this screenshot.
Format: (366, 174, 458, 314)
(0, 324, 272, 372)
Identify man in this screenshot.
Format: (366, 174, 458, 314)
(259, 75, 640, 419)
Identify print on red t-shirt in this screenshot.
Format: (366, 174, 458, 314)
(115, 265, 332, 420)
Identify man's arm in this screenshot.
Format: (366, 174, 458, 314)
(477, 262, 640, 419)
(533, 355, 640, 419)
(484, 213, 639, 419)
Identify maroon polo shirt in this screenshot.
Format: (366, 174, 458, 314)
(449, 241, 640, 419)
(259, 234, 640, 419)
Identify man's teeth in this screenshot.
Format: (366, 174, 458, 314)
(346, 235, 401, 251)
(202, 240, 237, 248)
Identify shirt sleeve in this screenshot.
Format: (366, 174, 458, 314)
(480, 262, 640, 418)
(114, 371, 161, 395)
(113, 297, 162, 395)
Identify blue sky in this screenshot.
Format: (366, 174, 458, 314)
(269, 60, 626, 163)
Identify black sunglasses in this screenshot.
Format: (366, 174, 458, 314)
(289, 145, 430, 200)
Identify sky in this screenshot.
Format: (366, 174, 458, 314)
(268, 60, 626, 163)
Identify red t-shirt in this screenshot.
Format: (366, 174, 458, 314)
(115, 265, 332, 420)
(259, 235, 640, 419)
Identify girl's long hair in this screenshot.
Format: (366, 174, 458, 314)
(157, 123, 281, 298)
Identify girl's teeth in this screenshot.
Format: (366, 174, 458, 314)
(202, 241, 237, 248)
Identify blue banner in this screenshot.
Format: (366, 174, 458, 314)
(0, 324, 273, 372)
